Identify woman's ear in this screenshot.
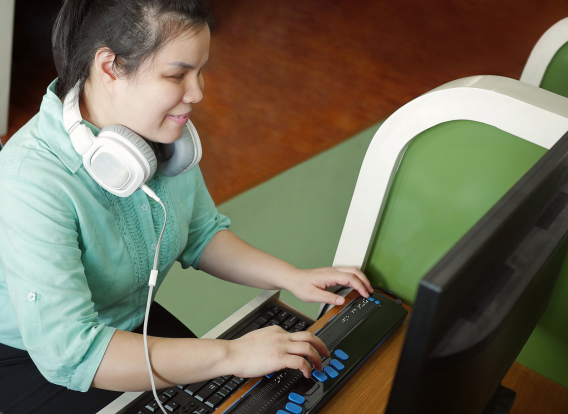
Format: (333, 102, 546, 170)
(93, 48, 118, 90)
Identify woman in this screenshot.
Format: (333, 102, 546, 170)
(0, 1, 373, 413)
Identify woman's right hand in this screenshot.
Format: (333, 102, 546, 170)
(227, 326, 330, 379)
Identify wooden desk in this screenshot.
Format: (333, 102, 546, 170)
(217, 290, 568, 414)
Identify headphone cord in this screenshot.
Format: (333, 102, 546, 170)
(141, 185, 169, 414)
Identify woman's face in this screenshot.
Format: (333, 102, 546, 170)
(112, 26, 210, 144)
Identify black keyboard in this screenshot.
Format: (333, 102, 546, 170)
(218, 293, 408, 414)
(121, 302, 313, 414)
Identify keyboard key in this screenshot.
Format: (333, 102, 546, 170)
(158, 393, 170, 404)
(176, 385, 184, 389)
(212, 377, 227, 387)
(286, 402, 303, 414)
(269, 306, 280, 315)
(222, 375, 233, 380)
(282, 324, 291, 331)
(290, 328, 301, 333)
(195, 382, 218, 401)
(253, 316, 268, 326)
(184, 380, 208, 395)
(266, 319, 280, 327)
(163, 388, 178, 398)
(205, 392, 225, 408)
(165, 401, 180, 412)
(217, 386, 232, 398)
(334, 349, 349, 361)
(262, 311, 275, 320)
(182, 407, 190, 413)
(232, 376, 245, 384)
(192, 408, 210, 414)
(329, 359, 345, 371)
(276, 311, 290, 322)
(224, 380, 240, 391)
(294, 321, 308, 330)
(145, 400, 159, 413)
(284, 316, 298, 326)
(324, 366, 339, 378)
(288, 392, 306, 404)
(312, 370, 328, 382)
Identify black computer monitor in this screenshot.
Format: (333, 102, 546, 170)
(385, 131, 568, 414)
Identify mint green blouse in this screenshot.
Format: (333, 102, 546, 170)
(0, 80, 231, 392)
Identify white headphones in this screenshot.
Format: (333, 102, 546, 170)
(62, 82, 202, 197)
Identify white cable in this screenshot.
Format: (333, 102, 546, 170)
(141, 185, 169, 414)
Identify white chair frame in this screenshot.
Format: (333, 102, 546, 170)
(521, 17, 568, 87)
(319, 75, 568, 318)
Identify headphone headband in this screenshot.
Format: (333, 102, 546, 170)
(63, 84, 94, 155)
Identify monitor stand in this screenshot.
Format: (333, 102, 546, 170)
(482, 385, 517, 414)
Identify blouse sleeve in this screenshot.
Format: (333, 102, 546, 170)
(177, 167, 231, 270)
(0, 175, 116, 392)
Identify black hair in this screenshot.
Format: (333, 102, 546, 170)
(52, 0, 215, 99)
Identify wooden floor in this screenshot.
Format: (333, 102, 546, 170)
(3, 1, 568, 205)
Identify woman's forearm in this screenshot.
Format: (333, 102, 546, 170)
(198, 230, 298, 291)
(92, 330, 231, 391)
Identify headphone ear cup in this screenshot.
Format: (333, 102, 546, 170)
(99, 124, 158, 180)
(157, 121, 202, 177)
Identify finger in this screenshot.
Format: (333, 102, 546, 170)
(336, 267, 373, 294)
(348, 267, 374, 294)
(284, 355, 313, 378)
(288, 342, 323, 371)
(335, 272, 370, 298)
(289, 331, 330, 357)
(304, 284, 347, 306)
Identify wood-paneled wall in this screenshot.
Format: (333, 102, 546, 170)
(3, 1, 568, 203)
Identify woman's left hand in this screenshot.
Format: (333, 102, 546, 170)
(283, 267, 374, 306)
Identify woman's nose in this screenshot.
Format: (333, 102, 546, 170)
(182, 79, 204, 104)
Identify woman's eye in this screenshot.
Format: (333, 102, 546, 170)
(171, 74, 185, 81)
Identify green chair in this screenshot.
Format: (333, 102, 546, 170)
(521, 17, 568, 98)
(326, 75, 568, 387)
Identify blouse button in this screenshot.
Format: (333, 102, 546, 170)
(140, 203, 149, 212)
(27, 292, 36, 302)
(151, 243, 157, 251)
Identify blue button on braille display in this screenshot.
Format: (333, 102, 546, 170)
(288, 392, 305, 404)
(276, 410, 289, 414)
(375, 299, 381, 304)
(329, 359, 344, 371)
(286, 402, 303, 414)
(324, 366, 338, 378)
(334, 349, 349, 361)
(312, 370, 328, 382)
(265, 373, 274, 379)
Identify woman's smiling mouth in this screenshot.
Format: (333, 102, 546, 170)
(167, 112, 190, 125)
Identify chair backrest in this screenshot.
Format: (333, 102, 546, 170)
(521, 17, 568, 98)
(327, 75, 568, 387)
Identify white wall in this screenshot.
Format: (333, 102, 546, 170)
(0, 0, 15, 138)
